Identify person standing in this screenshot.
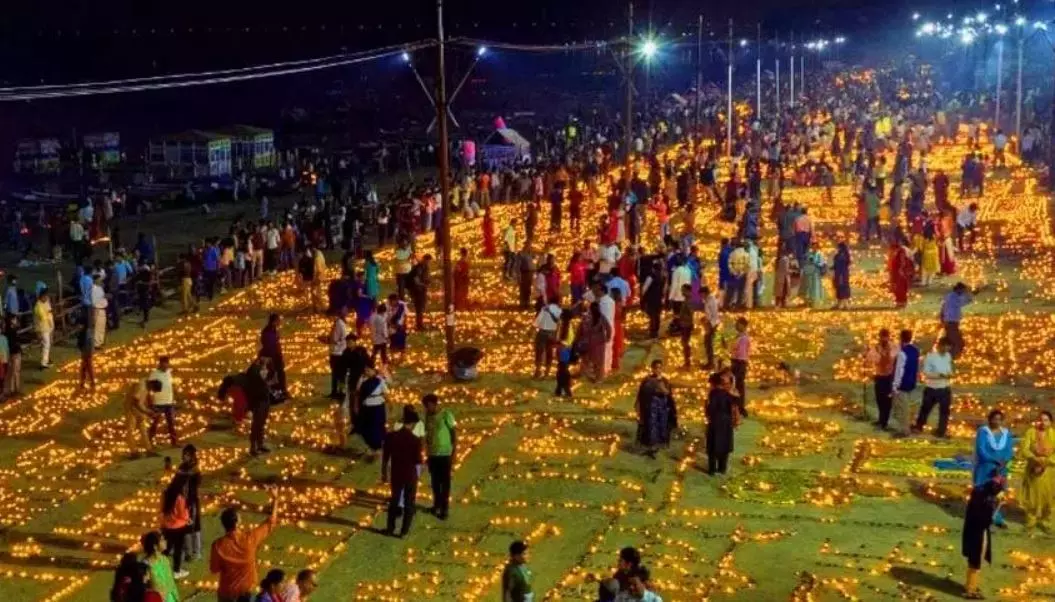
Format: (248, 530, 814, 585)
(382, 405, 424, 537)
(962, 476, 1005, 600)
(640, 260, 665, 341)
(887, 240, 914, 309)
(634, 359, 677, 458)
(91, 273, 109, 348)
(667, 257, 691, 316)
(244, 355, 273, 456)
(705, 370, 745, 475)
(595, 283, 616, 380)
(124, 378, 161, 457)
(502, 219, 518, 280)
(501, 541, 533, 602)
(32, 290, 53, 370)
(259, 313, 288, 398)
(325, 309, 349, 400)
(729, 317, 751, 409)
(891, 329, 921, 437)
(159, 474, 192, 579)
(423, 394, 456, 520)
(2, 316, 21, 398)
(141, 531, 180, 602)
(1020, 410, 1055, 531)
(866, 329, 899, 430)
(940, 282, 974, 359)
(407, 255, 432, 332)
(676, 284, 694, 369)
(972, 409, 1013, 526)
(453, 248, 471, 311)
(148, 356, 179, 447)
(913, 337, 954, 438)
(832, 242, 852, 310)
(210, 490, 280, 602)
(701, 286, 720, 370)
(77, 322, 96, 390)
(369, 303, 390, 367)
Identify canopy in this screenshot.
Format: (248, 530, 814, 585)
(482, 128, 531, 153)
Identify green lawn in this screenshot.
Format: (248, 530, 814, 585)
(1, 148, 1055, 602)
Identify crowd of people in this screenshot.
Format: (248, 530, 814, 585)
(0, 58, 1040, 602)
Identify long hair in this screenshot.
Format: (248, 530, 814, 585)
(161, 473, 188, 516)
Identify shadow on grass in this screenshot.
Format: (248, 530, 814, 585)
(889, 566, 964, 597)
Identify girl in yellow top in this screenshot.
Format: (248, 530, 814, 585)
(1021, 410, 1055, 531)
(920, 235, 940, 286)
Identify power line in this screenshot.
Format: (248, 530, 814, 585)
(0, 40, 437, 101)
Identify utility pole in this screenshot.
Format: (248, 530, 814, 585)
(624, 1, 634, 180)
(790, 31, 795, 109)
(695, 14, 703, 136)
(756, 23, 762, 122)
(1016, 33, 1024, 140)
(995, 38, 1004, 131)
(775, 31, 780, 126)
(727, 18, 733, 158)
(800, 54, 804, 100)
(435, 0, 455, 361)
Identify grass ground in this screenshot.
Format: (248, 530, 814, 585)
(0, 144, 1054, 602)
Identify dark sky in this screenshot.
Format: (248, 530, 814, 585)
(0, 0, 938, 83)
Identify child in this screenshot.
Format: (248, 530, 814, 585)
(554, 310, 575, 398)
(78, 322, 96, 390)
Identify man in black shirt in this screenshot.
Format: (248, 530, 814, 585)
(407, 255, 431, 332)
(382, 406, 423, 537)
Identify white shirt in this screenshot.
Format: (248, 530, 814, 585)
(669, 265, 692, 301)
(370, 313, 389, 345)
(90, 284, 108, 309)
(395, 247, 414, 275)
(148, 368, 174, 406)
(598, 295, 615, 339)
(330, 318, 348, 355)
(69, 222, 85, 242)
(703, 295, 720, 327)
(922, 351, 953, 389)
(957, 207, 977, 229)
(534, 303, 561, 332)
(265, 228, 280, 250)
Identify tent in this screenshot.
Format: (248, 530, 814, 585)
(480, 128, 531, 166)
(148, 130, 232, 178)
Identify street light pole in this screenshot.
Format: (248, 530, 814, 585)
(727, 18, 734, 158)
(800, 54, 804, 99)
(995, 38, 1004, 130)
(696, 14, 703, 136)
(756, 22, 762, 121)
(775, 31, 780, 124)
(1016, 33, 1024, 139)
(435, 0, 455, 361)
(625, 1, 634, 179)
(790, 31, 795, 109)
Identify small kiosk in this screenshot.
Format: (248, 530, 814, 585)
(148, 130, 232, 178)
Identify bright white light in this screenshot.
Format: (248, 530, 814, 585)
(835, 36, 846, 44)
(739, 39, 748, 47)
(964, 17, 974, 25)
(401, 52, 411, 63)
(947, 13, 954, 19)
(961, 29, 976, 45)
(921, 22, 937, 35)
(477, 46, 487, 57)
(1036, 21, 1049, 30)
(913, 12, 921, 21)
(977, 12, 988, 23)
(995, 4, 1002, 10)
(995, 24, 1008, 35)
(1016, 16, 1027, 27)
(641, 39, 658, 58)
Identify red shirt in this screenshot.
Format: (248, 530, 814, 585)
(569, 260, 588, 287)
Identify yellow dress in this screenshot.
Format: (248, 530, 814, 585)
(1020, 426, 1055, 527)
(920, 240, 939, 276)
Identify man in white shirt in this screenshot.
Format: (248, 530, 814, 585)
(265, 224, 281, 273)
(599, 243, 621, 275)
(913, 337, 953, 438)
(667, 258, 691, 313)
(701, 286, 721, 369)
(148, 356, 179, 446)
(369, 303, 390, 366)
(533, 297, 562, 378)
(90, 275, 108, 347)
(327, 309, 349, 399)
(956, 203, 979, 251)
(993, 129, 1008, 167)
(593, 283, 616, 380)
(395, 242, 415, 297)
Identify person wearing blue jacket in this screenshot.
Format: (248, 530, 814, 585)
(891, 329, 920, 438)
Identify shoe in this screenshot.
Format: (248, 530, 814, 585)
(258, 445, 272, 453)
(173, 570, 190, 580)
(250, 449, 261, 457)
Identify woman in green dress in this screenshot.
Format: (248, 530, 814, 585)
(798, 243, 826, 308)
(141, 531, 180, 602)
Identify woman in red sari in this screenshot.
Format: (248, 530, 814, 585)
(617, 248, 638, 305)
(481, 207, 497, 258)
(605, 207, 620, 244)
(887, 240, 914, 308)
(543, 254, 561, 302)
(454, 248, 471, 310)
(611, 291, 626, 372)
